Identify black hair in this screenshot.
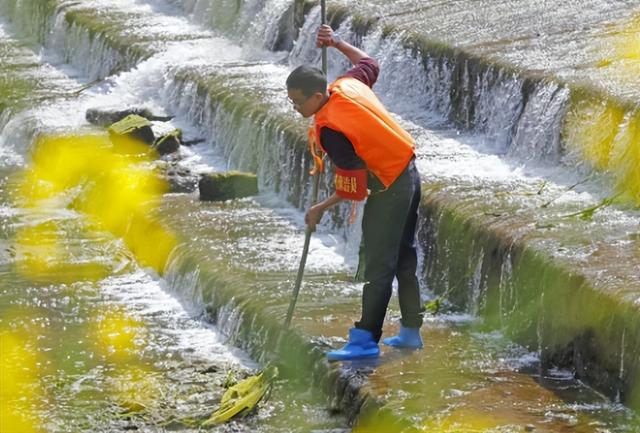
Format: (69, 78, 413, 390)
(286, 65, 327, 97)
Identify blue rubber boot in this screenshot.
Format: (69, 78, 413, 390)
(327, 328, 380, 361)
(382, 326, 423, 348)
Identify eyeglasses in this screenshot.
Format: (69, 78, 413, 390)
(287, 94, 312, 109)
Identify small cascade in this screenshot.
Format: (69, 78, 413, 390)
(498, 251, 515, 329)
(163, 68, 307, 199)
(2, 0, 640, 427)
(289, 9, 361, 84)
(0, 105, 13, 135)
(0, 0, 136, 80)
(154, 0, 295, 50)
(161, 230, 345, 379)
(618, 327, 626, 403)
(508, 79, 570, 162)
(0, 0, 57, 43)
(48, 17, 135, 81)
(287, 5, 589, 167)
(467, 245, 485, 317)
(162, 66, 362, 250)
(536, 290, 546, 378)
(0, 111, 37, 165)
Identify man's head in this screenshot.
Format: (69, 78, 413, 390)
(286, 65, 327, 118)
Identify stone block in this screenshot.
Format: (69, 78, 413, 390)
(199, 171, 258, 201)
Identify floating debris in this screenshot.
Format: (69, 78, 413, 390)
(202, 365, 278, 426)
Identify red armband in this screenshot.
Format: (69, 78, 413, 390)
(334, 167, 368, 201)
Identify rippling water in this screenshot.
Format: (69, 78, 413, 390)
(1, 0, 640, 431)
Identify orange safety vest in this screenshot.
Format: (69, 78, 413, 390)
(313, 76, 415, 189)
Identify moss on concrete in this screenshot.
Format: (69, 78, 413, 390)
(153, 129, 181, 156)
(198, 171, 258, 201)
(0, 74, 34, 112)
(167, 60, 640, 410)
(63, 7, 155, 65)
(172, 68, 312, 206)
(417, 186, 640, 407)
(0, 0, 59, 43)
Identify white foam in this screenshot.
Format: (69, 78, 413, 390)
(99, 269, 256, 368)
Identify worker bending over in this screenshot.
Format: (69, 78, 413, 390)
(286, 25, 423, 360)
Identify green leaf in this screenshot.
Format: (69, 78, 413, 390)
(424, 297, 442, 315)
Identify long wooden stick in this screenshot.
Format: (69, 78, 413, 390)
(284, 0, 327, 329)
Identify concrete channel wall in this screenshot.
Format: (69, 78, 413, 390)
(167, 65, 640, 407)
(2, 0, 640, 416)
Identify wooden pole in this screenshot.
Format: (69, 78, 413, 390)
(284, 0, 327, 329)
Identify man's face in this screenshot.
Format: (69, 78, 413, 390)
(287, 88, 324, 118)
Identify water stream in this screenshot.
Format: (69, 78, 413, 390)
(2, 0, 640, 432)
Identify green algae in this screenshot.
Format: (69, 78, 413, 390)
(338, 1, 640, 202)
(171, 68, 312, 204)
(63, 8, 155, 66)
(158, 192, 640, 431)
(0, 74, 34, 112)
(350, 13, 378, 37)
(108, 114, 152, 135)
(198, 171, 258, 201)
(1, 0, 639, 427)
(166, 61, 640, 411)
(0, 269, 243, 432)
(0, 0, 59, 43)
(418, 186, 640, 409)
(325, 3, 350, 29)
(0, 161, 345, 433)
(0, 0, 152, 80)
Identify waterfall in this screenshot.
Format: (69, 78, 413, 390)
(48, 18, 136, 81)
(287, 6, 581, 167)
(162, 67, 363, 257)
(508, 80, 570, 162)
(1, 0, 640, 421)
(150, 0, 295, 50)
(0, 0, 57, 43)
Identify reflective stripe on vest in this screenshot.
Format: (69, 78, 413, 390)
(313, 77, 415, 188)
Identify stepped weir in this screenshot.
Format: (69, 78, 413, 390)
(2, 0, 640, 432)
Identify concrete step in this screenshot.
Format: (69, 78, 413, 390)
(166, 60, 640, 413)
(1, 0, 639, 428)
(288, 0, 640, 207)
(161, 192, 639, 431)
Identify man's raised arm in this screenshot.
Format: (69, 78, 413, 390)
(316, 24, 369, 66)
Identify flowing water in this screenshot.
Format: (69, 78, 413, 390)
(2, 0, 640, 432)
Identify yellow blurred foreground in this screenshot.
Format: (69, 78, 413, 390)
(12, 133, 177, 279)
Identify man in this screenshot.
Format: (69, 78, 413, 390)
(286, 25, 423, 361)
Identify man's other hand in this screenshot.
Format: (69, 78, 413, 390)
(316, 24, 338, 48)
(304, 204, 325, 231)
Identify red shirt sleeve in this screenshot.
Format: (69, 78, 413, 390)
(342, 57, 379, 89)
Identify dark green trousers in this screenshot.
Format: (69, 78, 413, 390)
(355, 159, 423, 342)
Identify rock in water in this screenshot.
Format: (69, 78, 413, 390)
(87, 107, 174, 126)
(199, 172, 258, 201)
(153, 129, 182, 155)
(108, 114, 156, 147)
(155, 160, 199, 193)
